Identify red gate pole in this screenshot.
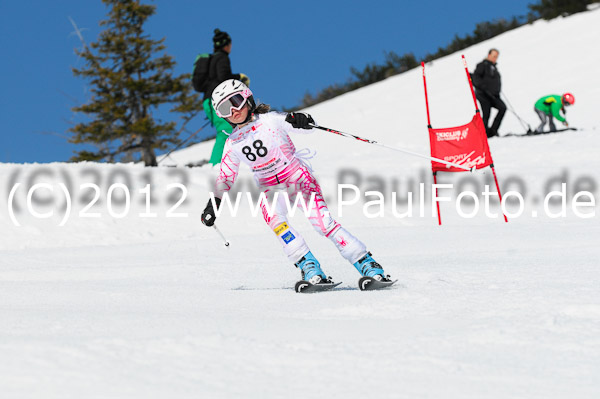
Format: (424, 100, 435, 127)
(463, 55, 507, 223)
(422, 62, 432, 128)
(491, 165, 508, 222)
(422, 62, 442, 225)
(433, 172, 442, 225)
(462, 55, 480, 113)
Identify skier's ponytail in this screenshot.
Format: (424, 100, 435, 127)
(253, 103, 271, 114)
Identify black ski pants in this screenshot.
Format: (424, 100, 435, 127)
(476, 91, 506, 137)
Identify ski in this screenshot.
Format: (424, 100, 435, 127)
(502, 127, 577, 137)
(295, 280, 342, 293)
(358, 276, 398, 291)
(525, 127, 578, 136)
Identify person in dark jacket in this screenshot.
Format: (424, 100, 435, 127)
(203, 29, 250, 165)
(472, 49, 506, 138)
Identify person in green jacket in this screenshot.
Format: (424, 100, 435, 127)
(203, 29, 250, 165)
(534, 93, 575, 133)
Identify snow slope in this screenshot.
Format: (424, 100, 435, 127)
(1, 9, 600, 399)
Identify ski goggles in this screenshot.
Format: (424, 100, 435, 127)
(215, 91, 251, 118)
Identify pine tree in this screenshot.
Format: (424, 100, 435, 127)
(70, 0, 202, 166)
(528, 0, 596, 21)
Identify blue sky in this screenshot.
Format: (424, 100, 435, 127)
(0, 0, 531, 163)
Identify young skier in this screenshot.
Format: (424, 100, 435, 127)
(534, 93, 575, 133)
(201, 79, 393, 291)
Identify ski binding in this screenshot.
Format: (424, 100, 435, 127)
(358, 276, 397, 291)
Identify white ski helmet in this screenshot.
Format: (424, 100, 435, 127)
(211, 79, 256, 119)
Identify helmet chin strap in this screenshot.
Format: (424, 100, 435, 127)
(242, 109, 254, 124)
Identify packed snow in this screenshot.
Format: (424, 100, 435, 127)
(1, 8, 599, 399)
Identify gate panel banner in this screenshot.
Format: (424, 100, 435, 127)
(428, 113, 493, 172)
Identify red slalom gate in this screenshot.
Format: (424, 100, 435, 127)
(422, 55, 507, 225)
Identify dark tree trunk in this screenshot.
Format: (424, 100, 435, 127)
(141, 139, 157, 166)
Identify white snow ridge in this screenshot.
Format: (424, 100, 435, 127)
(1, 8, 600, 399)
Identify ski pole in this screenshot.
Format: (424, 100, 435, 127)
(309, 124, 474, 172)
(213, 225, 230, 247)
(506, 106, 532, 133)
(501, 92, 533, 133)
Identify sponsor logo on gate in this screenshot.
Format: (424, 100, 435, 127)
(435, 127, 469, 142)
(443, 150, 487, 168)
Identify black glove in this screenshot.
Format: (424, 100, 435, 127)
(201, 197, 221, 227)
(285, 112, 315, 129)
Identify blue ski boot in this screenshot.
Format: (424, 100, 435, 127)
(295, 251, 328, 284)
(353, 252, 387, 280)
